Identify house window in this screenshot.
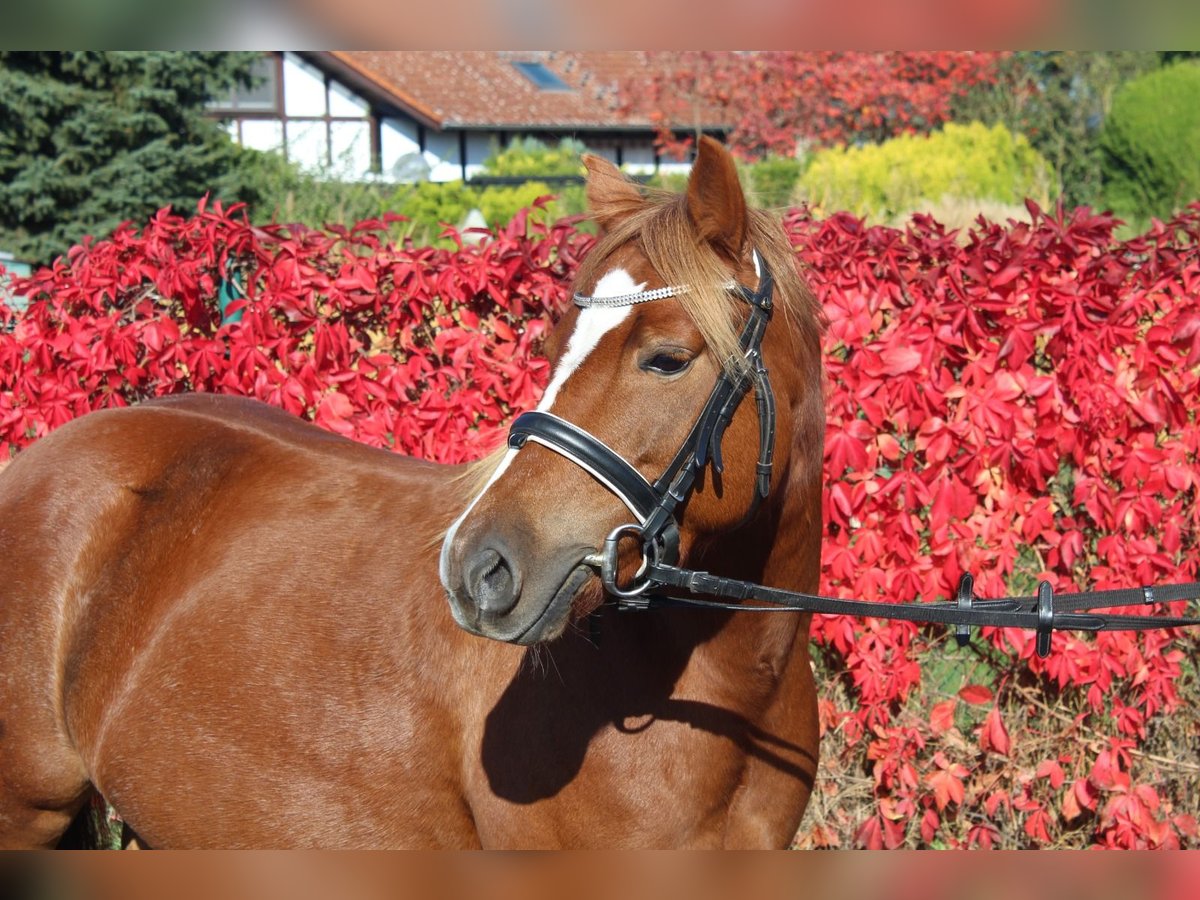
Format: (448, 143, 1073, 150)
(512, 61, 570, 92)
(209, 55, 280, 113)
(214, 53, 380, 181)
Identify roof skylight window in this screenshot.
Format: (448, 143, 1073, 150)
(512, 61, 571, 91)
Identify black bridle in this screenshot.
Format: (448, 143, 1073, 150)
(506, 250, 1200, 658)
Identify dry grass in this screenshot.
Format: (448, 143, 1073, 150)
(888, 196, 1035, 238)
(792, 628, 1200, 849)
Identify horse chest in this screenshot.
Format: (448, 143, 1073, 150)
(454, 635, 799, 849)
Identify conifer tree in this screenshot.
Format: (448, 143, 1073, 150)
(0, 51, 257, 263)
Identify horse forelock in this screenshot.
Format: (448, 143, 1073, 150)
(575, 190, 824, 375)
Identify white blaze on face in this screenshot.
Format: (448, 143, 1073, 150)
(438, 268, 644, 592)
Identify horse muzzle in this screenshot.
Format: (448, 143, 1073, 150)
(445, 537, 597, 644)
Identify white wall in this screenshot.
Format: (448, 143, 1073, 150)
(424, 131, 461, 182)
(464, 133, 495, 179)
(655, 158, 694, 176)
(381, 117, 422, 177)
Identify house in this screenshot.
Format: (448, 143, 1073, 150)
(209, 52, 727, 183)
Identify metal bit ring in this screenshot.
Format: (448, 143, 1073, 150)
(592, 523, 658, 599)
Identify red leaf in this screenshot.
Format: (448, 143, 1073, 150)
(929, 699, 957, 735)
(880, 344, 921, 375)
(1062, 782, 1083, 822)
(926, 768, 965, 811)
(958, 684, 993, 705)
(920, 809, 940, 844)
(1036, 759, 1065, 790)
(1174, 814, 1198, 839)
(984, 790, 1010, 819)
(855, 816, 884, 850)
(990, 264, 1023, 287)
(1024, 808, 1052, 844)
(980, 707, 1010, 756)
(968, 824, 998, 850)
(492, 318, 515, 341)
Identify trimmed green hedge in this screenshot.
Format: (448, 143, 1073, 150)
(483, 136, 588, 177)
(1101, 62, 1200, 223)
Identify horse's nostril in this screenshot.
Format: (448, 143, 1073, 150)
(465, 546, 521, 616)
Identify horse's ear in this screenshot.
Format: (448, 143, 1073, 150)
(686, 136, 747, 260)
(583, 154, 642, 231)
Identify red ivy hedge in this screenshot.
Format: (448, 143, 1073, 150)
(1, 199, 1198, 848)
(0, 200, 586, 464)
(790, 203, 1199, 849)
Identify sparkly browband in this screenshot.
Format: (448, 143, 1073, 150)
(573, 284, 691, 308)
(572, 251, 764, 310)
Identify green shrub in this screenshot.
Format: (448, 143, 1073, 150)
(219, 147, 391, 230)
(645, 171, 689, 193)
(746, 156, 805, 208)
(477, 181, 555, 227)
(794, 122, 1054, 222)
(477, 137, 590, 225)
(1101, 61, 1200, 222)
(384, 180, 579, 234)
(388, 180, 477, 229)
(551, 183, 589, 220)
(483, 136, 589, 177)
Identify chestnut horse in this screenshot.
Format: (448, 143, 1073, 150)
(0, 137, 825, 848)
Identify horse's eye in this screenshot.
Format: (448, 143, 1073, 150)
(640, 352, 693, 377)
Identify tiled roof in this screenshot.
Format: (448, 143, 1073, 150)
(327, 51, 726, 131)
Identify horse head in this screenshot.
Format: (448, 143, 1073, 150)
(440, 136, 824, 644)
